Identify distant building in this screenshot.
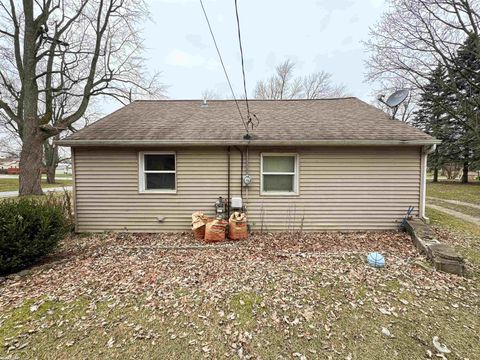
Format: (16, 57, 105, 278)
(0, 157, 19, 170)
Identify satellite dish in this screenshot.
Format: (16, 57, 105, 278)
(378, 89, 410, 119)
(385, 89, 409, 107)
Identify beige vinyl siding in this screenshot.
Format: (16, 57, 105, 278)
(73, 146, 421, 232)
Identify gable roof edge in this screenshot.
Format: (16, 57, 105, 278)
(56, 138, 441, 147)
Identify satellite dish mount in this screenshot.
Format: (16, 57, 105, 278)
(378, 89, 409, 120)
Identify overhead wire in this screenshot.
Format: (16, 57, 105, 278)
(199, 0, 249, 134)
(233, 0, 251, 124)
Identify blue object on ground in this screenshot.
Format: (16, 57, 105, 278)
(368, 252, 385, 268)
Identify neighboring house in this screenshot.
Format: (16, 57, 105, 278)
(0, 157, 19, 170)
(57, 98, 439, 233)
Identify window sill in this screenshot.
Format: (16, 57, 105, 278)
(260, 191, 299, 196)
(139, 189, 177, 194)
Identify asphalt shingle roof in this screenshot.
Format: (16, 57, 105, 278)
(60, 98, 438, 146)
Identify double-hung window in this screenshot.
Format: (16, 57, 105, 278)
(139, 152, 176, 192)
(261, 153, 299, 195)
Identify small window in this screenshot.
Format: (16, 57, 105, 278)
(261, 154, 298, 195)
(139, 152, 176, 192)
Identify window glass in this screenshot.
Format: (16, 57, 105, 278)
(141, 153, 176, 191)
(145, 155, 175, 171)
(146, 173, 175, 190)
(263, 174, 294, 192)
(262, 155, 297, 193)
(263, 156, 295, 173)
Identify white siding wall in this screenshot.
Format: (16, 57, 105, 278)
(73, 146, 421, 232)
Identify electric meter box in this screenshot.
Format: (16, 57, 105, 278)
(231, 197, 243, 209)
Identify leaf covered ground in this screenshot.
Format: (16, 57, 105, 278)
(0, 231, 478, 359)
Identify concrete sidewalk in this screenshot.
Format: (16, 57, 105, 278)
(426, 203, 480, 226)
(427, 196, 480, 210)
(0, 186, 72, 198)
(0, 174, 72, 180)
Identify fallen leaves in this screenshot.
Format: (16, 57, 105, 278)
(0, 231, 477, 358)
(106, 337, 115, 348)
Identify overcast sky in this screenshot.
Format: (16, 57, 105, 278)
(139, 0, 386, 105)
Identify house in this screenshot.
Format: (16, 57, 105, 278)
(57, 98, 440, 233)
(0, 157, 19, 170)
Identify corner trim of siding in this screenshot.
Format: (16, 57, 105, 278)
(72, 148, 79, 233)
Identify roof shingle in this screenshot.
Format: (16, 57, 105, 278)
(59, 98, 438, 146)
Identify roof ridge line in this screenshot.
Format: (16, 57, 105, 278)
(132, 97, 358, 102)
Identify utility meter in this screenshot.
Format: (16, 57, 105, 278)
(243, 174, 252, 186)
(214, 196, 226, 219)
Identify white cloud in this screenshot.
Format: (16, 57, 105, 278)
(165, 49, 220, 70)
(165, 49, 205, 68)
(185, 34, 207, 49)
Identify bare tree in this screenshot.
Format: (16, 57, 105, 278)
(201, 89, 222, 100)
(43, 96, 102, 183)
(0, 111, 21, 157)
(302, 71, 347, 99)
(0, 129, 20, 158)
(254, 59, 347, 100)
(0, 0, 165, 195)
(364, 0, 480, 136)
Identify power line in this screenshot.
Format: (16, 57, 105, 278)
(234, 0, 252, 129)
(199, 0, 248, 134)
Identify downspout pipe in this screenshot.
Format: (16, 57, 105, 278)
(420, 144, 437, 223)
(425, 144, 437, 155)
(234, 146, 244, 199)
(227, 146, 231, 218)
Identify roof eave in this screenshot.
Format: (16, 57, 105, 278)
(56, 139, 441, 147)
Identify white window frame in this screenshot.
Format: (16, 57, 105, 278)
(260, 153, 299, 196)
(138, 151, 177, 193)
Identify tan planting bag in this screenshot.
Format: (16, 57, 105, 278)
(228, 212, 248, 240)
(191, 212, 210, 240)
(205, 219, 228, 243)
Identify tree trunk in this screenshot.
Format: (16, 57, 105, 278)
(46, 165, 56, 184)
(461, 147, 469, 184)
(19, 126, 44, 196)
(18, 0, 43, 196)
(432, 147, 439, 182)
(44, 139, 59, 184)
(461, 160, 469, 183)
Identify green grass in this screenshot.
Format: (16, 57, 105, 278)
(427, 207, 480, 269)
(46, 173, 72, 179)
(0, 178, 72, 192)
(426, 181, 480, 269)
(427, 181, 480, 204)
(427, 207, 480, 239)
(428, 198, 480, 218)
